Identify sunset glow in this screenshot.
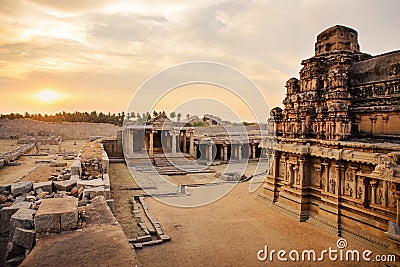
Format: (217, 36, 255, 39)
(35, 89, 64, 104)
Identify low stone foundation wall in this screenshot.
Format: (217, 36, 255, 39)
(0, 143, 35, 169)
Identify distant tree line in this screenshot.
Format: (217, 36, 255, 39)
(0, 111, 249, 127)
(0, 111, 126, 126)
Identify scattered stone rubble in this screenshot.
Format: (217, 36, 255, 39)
(0, 140, 114, 266)
(129, 196, 170, 249)
(0, 143, 35, 169)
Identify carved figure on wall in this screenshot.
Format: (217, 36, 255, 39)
(377, 188, 383, 203)
(345, 183, 353, 196)
(357, 187, 363, 200)
(330, 179, 336, 194)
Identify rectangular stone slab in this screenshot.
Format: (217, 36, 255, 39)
(34, 197, 78, 235)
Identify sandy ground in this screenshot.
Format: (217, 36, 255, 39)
(0, 139, 18, 153)
(109, 163, 145, 238)
(0, 140, 86, 184)
(134, 162, 388, 267)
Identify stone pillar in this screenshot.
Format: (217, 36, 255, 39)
(231, 144, 236, 160)
(193, 143, 198, 159)
(289, 165, 294, 187)
(370, 179, 378, 205)
(322, 162, 329, 192)
(183, 132, 187, 153)
(238, 143, 242, 161)
(396, 194, 400, 226)
(189, 131, 194, 157)
(172, 130, 177, 155)
(370, 116, 377, 136)
(298, 157, 306, 186)
(382, 181, 388, 207)
(149, 130, 154, 157)
(282, 156, 288, 183)
(273, 154, 279, 178)
(219, 145, 224, 161)
(252, 144, 256, 159)
(223, 145, 228, 161)
(128, 130, 134, 155)
(208, 143, 213, 163)
(382, 115, 389, 135)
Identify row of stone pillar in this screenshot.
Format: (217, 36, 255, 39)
(124, 129, 195, 158)
(195, 142, 260, 162)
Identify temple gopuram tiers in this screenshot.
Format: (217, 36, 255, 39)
(261, 25, 400, 255)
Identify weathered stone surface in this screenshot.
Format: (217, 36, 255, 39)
(34, 197, 78, 235)
(77, 178, 104, 190)
(83, 186, 105, 200)
(0, 184, 11, 195)
(136, 235, 151, 242)
(70, 160, 81, 176)
(159, 234, 171, 241)
(102, 173, 110, 189)
(12, 228, 35, 249)
(9, 209, 36, 238)
(84, 196, 117, 226)
(10, 202, 31, 210)
(53, 180, 76, 192)
(33, 181, 52, 194)
(0, 207, 19, 235)
(10, 182, 32, 197)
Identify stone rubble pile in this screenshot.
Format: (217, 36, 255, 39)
(0, 140, 114, 266)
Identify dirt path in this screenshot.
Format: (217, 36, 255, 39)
(109, 163, 145, 239)
(135, 164, 385, 266)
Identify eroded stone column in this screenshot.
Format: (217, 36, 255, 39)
(223, 144, 228, 161)
(149, 130, 154, 157)
(172, 130, 177, 155)
(189, 131, 194, 157)
(238, 143, 242, 161)
(208, 143, 213, 163)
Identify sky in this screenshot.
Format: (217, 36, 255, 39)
(0, 0, 399, 122)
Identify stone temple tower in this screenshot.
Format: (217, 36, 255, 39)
(275, 25, 371, 140)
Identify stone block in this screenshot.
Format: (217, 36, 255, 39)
(159, 234, 171, 241)
(12, 228, 35, 249)
(53, 180, 76, 192)
(10, 182, 33, 197)
(0, 207, 19, 235)
(34, 197, 78, 235)
(77, 178, 104, 190)
(10, 202, 31, 210)
(0, 184, 11, 195)
(33, 181, 53, 194)
(70, 160, 81, 176)
(102, 173, 110, 189)
(83, 187, 105, 200)
(9, 209, 36, 239)
(136, 235, 152, 242)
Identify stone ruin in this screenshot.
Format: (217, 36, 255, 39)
(0, 140, 113, 266)
(0, 144, 35, 170)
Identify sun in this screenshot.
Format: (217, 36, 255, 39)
(35, 89, 63, 104)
